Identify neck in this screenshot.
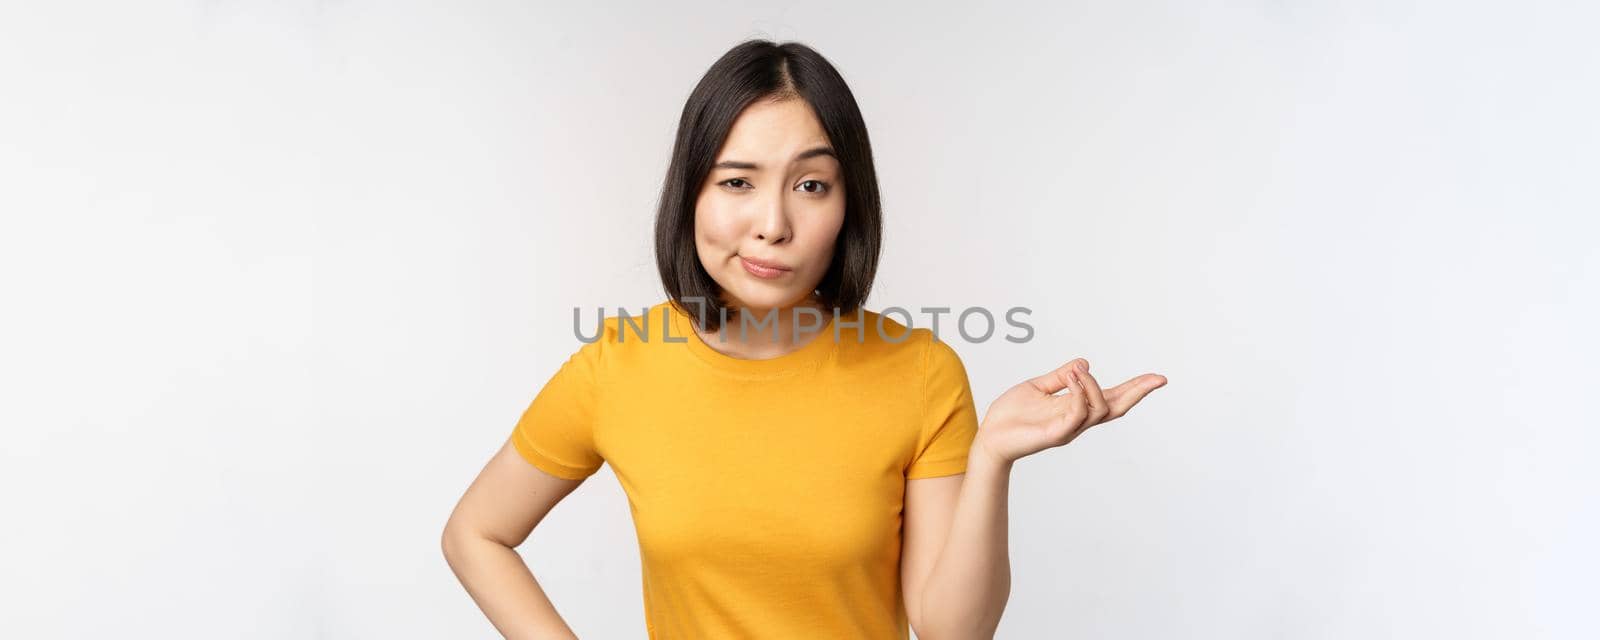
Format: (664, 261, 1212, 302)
(699, 296, 830, 360)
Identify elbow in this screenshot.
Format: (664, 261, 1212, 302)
(440, 520, 485, 563)
(914, 592, 1010, 640)
(912, 558, 1012, 638)
(915, 619, 1006, 640)
(441, 519, 520, 563)
(440, 522, 463, 562)
(913, 623, 997, 640)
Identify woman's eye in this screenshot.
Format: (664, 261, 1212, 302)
(797, 180, 830, 194)
(720, 178, 830, 194)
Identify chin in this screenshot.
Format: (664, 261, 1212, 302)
(721, 280, 810, 312)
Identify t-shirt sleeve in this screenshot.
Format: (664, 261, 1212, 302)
(509, 323, 610, 481)
(906, 333, 981, 479)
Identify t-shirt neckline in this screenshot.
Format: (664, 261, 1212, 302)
(667, 301, 840, 378)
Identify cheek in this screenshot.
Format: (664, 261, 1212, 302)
(693, 194, 741, 248)
(798, 204, 847, 268)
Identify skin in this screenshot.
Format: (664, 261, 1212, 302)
(440, 95, 1169, 639)
(911, 359, 1167, 638)
(688, 96, 844, 357)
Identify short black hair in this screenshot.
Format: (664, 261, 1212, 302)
(654, 39, 883, 333)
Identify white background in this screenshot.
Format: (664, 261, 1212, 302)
(2, 1, 1596, 638)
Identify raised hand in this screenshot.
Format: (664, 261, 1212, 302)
(973, 358, 1167, 465)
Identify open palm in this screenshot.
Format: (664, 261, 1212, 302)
(973, 358, 1168, 465)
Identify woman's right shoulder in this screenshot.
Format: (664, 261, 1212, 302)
(568, 299, 679, 359)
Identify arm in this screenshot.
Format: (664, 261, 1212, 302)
(902, 446, 1013, 639)
(441, 437, 588, 639)
(903, 357, 1168, 639)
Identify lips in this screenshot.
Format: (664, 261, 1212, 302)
(738, 255, 792, 271)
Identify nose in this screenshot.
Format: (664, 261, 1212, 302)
(752, 188, 792, 244)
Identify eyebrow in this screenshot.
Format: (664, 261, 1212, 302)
(711, 146, 837, 170)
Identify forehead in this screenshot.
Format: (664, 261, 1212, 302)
(717, 98, 834, 162)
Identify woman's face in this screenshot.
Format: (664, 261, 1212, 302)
(694, 97, 846, 314)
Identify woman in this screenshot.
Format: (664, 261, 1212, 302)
(442, 39, 1168, 639)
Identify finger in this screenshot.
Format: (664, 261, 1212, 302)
(1055, 362, 1091, 443)
(1073, 362, 1110, 427)
(1103, 374, 1169, 418)
(1026, 357, 1088, 395)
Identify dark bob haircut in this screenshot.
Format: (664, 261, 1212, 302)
(654, 39, 882, 333)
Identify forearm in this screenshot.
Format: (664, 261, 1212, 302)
(919, 443, 1013, 639)
(442, 530, 580, 639)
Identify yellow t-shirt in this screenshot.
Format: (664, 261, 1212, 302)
(510, 299, 981, 639)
